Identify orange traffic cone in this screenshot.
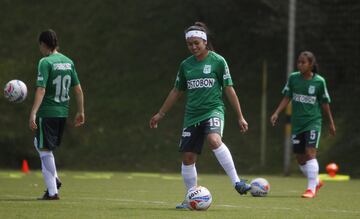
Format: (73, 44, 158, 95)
(22, 159, 30, 174)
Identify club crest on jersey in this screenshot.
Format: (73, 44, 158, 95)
(308, 85, 315, 94)
(203, 65, 211, 74)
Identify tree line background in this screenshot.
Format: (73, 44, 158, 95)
(0, 0, 359, 176)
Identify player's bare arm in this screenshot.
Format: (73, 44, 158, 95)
(270, 96, 290, 126)
(29, 87, 46, 131)
(322, 103, 336, 136)
(73, 84, 85, 127)
(149, 88, 183, 128)
(224, 86, 248, 132)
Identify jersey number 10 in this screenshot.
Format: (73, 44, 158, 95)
(53, 75, 71, 103)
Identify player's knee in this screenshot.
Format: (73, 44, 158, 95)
(296, 155, 307, 165)
(207, 135, 222, 149)
(182, 153, 197, 165)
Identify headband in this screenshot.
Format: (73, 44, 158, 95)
(185, 30, 207, 41)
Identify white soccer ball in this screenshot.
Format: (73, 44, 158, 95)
(250, 178, 270, 197)
(4, 80, 27, 103)
(186, 186, 212, 210)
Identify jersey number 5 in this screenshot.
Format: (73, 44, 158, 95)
(53, 75, 71, 102)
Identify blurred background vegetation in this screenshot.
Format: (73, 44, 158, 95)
(0, 0, 359, 176)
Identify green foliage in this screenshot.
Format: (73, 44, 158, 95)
(0, 0, 359, 175)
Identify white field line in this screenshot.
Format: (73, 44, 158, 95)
(2, 194, 360, 215)
(77, 197, 360, 215)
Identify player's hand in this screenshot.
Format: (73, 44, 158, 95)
(149, 113, 163, 128)
(238, 117, 248, 133)
(329, 123, 336, 136)
(74, 112, 85, 127)
(270, 113, 278, 126)
(29, 113, 37, 131)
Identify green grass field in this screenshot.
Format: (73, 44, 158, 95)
(0, 171, 359, 219)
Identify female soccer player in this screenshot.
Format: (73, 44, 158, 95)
(29, 29, 85, 200)
(149, 22, 251, 208)
(270, 51, 336, 198)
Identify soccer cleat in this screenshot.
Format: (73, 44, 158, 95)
(315, 179, 324, 194)
(55, 177, 62, 190)
(301, 189, 315, 198)
(37, 191, 60, 200)
(39, 177, 62, 200)
(175, 200, 188, 209)
(235, 179, 252, 195)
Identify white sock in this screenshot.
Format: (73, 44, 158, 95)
(306, 159, 319, 193)
(181, 163, 197, 191)
(300, 163, 319, 185)
(213, 143, 240, 186)
(40, 151, 58, 196)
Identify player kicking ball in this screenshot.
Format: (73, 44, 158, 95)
(149, 22, 251, 208)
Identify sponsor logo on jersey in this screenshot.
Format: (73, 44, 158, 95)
(37, 72, 43, 81)
(308, 85, 315, 94)
(323, 86, 330, 99)
(53, 63, 72, 70)
(203, 65, 211, 74)
(282, 82, 290, 92)
(187, 78, 215, 89)
(293, 93, 317, 104)
(223, 65, 231, 80)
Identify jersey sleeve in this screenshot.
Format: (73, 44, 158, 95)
(319, 78, 331, 103)
(218, 57, 233, 87)
(36, 58, 50, 87)
(282, 75, 293, 98)
(71, 64, 80, 87)
(174, 63, 187, 91)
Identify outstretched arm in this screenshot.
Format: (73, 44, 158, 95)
(73, 84, 85, 127)
(270, 96, 290, 126)
(224, 86, 248, 133)
(29, 87, 46, 131)
(322, 103, 336, 136)
(149, 88, 183, 128)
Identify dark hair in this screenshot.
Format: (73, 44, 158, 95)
(299, 51, 319, 73)
(39, 29, 58, 51)
(185, 22, 214, 51)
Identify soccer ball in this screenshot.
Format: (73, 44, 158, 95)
(4, 80, 27, 103)
(250, 178, 270, 197)
(185, 186, 212, 210)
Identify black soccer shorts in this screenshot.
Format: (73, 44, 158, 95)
(35, 117, 66, 151)
(179, 117, 223, 154)
(292, 130, 320, 154)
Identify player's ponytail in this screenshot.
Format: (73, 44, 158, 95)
(185, 22, 214, 51)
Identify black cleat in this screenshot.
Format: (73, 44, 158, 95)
(37, 191, 60, 200)
(38, 177, 62, 200)
(56, 177, 62, 190)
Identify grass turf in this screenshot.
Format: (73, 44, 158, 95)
(0, 171, 359, 219)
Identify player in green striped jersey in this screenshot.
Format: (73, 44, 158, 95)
(271, 51, 336, 198)
(149, 22, 250, 208)
(29, 29, 85, 200)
